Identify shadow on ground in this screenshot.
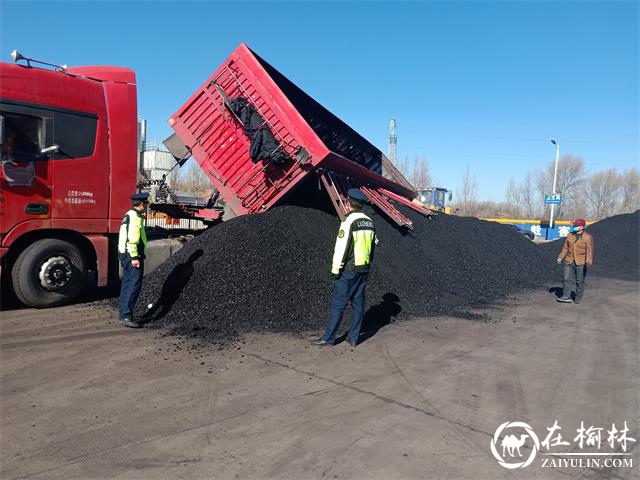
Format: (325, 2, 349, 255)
(142, 249, 204, 323)
(356, 292, 402, 344)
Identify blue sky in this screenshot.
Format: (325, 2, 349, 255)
(1, 1, 637, 200)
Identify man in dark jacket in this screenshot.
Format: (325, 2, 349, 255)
(556, 218, 594, 304)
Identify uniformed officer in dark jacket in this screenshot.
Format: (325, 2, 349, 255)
(118, 192, 149, 328)
(313, 188, 378, 348)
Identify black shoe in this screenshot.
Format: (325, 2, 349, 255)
(311, 338, 334, 347)
(556, 297, 572, 303)
(574, 298, 582, 304)
(120, 317, 142, 328)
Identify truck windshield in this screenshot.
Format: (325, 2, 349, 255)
(417, 190, 431, 203)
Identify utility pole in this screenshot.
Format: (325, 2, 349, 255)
(388, 118, 397, 165)
(549, 139, 560, 229)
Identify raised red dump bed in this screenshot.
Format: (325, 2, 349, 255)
(167, 44, 430, 228)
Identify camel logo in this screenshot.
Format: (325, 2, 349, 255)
(491, 421, 540, 469)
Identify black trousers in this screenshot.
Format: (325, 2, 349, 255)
(322, 271, 369, 344)
(562, 262, 586, 300)
(119, 258, 144, 320)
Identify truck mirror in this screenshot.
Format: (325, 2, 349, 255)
(41, 144, 60, 155)
(448, 191, 453, 202)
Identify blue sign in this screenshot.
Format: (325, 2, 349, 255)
(544, 193, 562, 205)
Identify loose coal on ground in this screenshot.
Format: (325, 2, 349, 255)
(541, 210, 639, 281)
(135, 205, 560, 344)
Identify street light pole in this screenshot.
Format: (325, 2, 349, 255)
(549, 139, 560, 229)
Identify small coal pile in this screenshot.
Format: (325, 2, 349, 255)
(136, 205, 556, 344)
(137, 206, 336, 342)
(543, 211, 639, 281)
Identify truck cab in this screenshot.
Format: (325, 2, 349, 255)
(0, 55, 138, 307)
(416, 187, 453, 213)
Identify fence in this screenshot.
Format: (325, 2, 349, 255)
(145, 216, 208, 231)
(481, 218, 594, 240)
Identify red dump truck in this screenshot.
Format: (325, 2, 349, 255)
(0, 53, 142, 307)
(1, 45, 429, 308)
(165, 44, 429, 227)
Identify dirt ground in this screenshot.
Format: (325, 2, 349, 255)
(1, 276, 638, 480)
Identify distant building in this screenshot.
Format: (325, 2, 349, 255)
(138, 118, 177, 188)
(170, 189, 212, 206)
(141, 146, 176, 187)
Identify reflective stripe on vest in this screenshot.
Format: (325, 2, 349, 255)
(331, 211, 377, 274)
(118, 210, 147, 259)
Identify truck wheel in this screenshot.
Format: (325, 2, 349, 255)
(11, 239, 87, 308)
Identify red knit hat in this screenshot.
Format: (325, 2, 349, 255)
(573, 218, 586, 227)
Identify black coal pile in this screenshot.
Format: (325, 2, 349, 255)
(542, 210, 639, 281)
(136, 205, 558, 344)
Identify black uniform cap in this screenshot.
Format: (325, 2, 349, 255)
(130, 192, 150, 201)
(347, 188, 368, 203)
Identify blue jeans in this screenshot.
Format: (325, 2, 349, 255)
(322, 271, 369, 344)
(119, 258, 144, 320)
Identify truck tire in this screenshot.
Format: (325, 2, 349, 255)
(11, 239, 87, 308)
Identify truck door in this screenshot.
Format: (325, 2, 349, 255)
(434, 189, 446, 211)
(0, 102, 53, 233)
(48, 107, 108, 229)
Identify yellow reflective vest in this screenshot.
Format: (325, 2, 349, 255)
(331, 211, 378, 275)
(118, 209, 147, 260)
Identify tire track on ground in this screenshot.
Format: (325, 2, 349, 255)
(248, 353, 495, 440)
